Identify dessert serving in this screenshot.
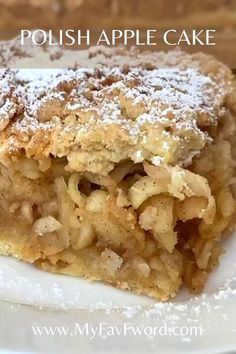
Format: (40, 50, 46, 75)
(0, 38, 235, 300)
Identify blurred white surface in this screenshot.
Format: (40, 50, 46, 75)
(0, 231, 235, 354)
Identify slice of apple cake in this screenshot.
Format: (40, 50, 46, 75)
(0, 43, 235, 300)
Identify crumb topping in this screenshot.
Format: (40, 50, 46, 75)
(5, 67, 226, 134)
(0, 35, 234, 173)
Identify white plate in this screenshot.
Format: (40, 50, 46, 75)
(0, 232, 236, 354)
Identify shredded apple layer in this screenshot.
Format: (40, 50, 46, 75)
(0, 113, 235, 300)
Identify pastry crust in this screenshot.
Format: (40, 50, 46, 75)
(0, 40, 233, 172)
(0, 38, 235, 300)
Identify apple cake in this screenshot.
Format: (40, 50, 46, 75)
(0, 41, 235, 300)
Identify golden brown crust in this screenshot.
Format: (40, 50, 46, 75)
(0, 38, 234, 175)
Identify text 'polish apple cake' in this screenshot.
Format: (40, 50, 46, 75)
(0, 41, 235, 300)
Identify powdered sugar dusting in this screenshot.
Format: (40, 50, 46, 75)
(11, 66, 226, 130)
(0, 36, 233, 168)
